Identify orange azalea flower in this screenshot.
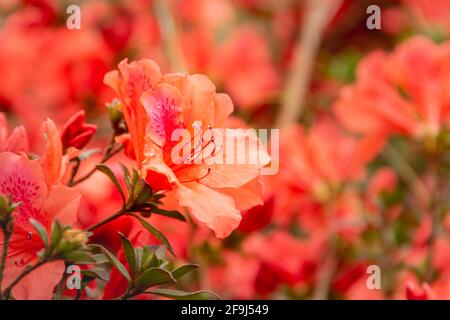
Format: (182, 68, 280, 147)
(334, 36, 450, 145)
(104, 59, 270, 238)
(0, 119, 80, 299)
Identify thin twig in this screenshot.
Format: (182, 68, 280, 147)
(383, 142, 430, 206)
(1, 260, 47, 299)
(69, 144, 124, 187)
(424, 160, 442, 282)
(154, 0, 187, 72)
(276, 0, 342, 127)
(312, 236, 337, 300)
(85, 208, 127, 232)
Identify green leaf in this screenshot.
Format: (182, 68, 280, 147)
(91, 244, 131, 283)
(137, 267, 175, 290)
(134, 247, 143, 273)
(118, 232, 136, 275)
(129, 213, 175, 256)
(50, 221, 63, 247)
(96, 164, 125, 203)
(138, 204, 185, 221)
(148, 207, 186, 222)
(119, 163, 132, 193)
(62, 250, 95, 263)
(145, 288, 220, 300)
(172, 264, 199, 280)
(81, 269, 109, 282)
(92, 253, 109, 264)
(141, 249, 160, 270)
(148, 193, 165, 203)
(29, 218, 48, 248)
(131, 169, 139, 188)
(134, 182, 153, 206)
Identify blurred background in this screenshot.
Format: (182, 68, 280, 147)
(2, 0, 450, 299)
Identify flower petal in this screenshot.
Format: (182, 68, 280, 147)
(11, 261, 65, 300)
(40, 119, 62, 188)
(177, 182, 241, 238)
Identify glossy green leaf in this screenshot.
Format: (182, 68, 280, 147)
(129, 213, 175, 256)
(96, 164, 125, 203)
(145, 288, 220, 300)
(91, 244, 131, 283)
(29, 218, 48, 248)
(137, 267, 175, 290)
(50, 220, 63, 247)
(118, 232, 136, 275)
(62, 250, 95, 263)
(148, 207, 186, 222)
(119, 163, 132, 193)
(172, 264, 199, 280)
(81, 269, 109, 282)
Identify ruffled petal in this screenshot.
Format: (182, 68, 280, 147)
(176, 182, 241, 238)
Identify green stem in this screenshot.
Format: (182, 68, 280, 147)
(85, 208, 126, 232)
(379, 208, 396, 297)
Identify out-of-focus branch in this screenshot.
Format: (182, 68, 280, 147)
(154, 0, 187, 73)
(383, 142, 430, 206)
(276, 0, 342, 127)
(312, 240, 336, 300)
(68, 139, 124, 187)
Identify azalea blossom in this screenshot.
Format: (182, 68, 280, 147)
(0, 117, 80, 299)
(269, 117, 384, 235)
(104, 59, 270, 238)
(60, 110, 97, 151)
(334, 36, 450, 147)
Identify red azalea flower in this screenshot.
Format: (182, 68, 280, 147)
(60, 110, 97, 150)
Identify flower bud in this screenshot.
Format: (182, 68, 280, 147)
(107, 99, 127, 136)
(60, 110, 97, 151)
(61, 229, 89, 248)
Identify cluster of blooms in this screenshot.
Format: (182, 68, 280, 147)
(3, 0, 450, 300)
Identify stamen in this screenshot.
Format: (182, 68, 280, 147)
(179, 167, 211, 183)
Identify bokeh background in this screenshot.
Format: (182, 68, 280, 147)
(2, 0, 450, 299)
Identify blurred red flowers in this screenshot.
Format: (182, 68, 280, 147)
(3, 0, 450, 301)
